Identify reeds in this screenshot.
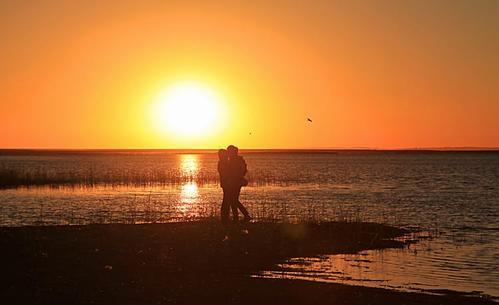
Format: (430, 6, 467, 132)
(0, 167, 399, 227)
(18, 193, 387, 227)
(0, 166, 291, 189)
(0, 166, 218, 189)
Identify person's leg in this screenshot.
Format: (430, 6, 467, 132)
(220, 188, 230, 226)
(235, 187, 251, 220)
(229, 186, 240, 222)
(237, 201, 250, 219)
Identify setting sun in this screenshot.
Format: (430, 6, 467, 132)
(1, 2, 499, 304)
(151, 81, 224, 138)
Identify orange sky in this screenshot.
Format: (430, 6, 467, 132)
(1, 0, 498, 149)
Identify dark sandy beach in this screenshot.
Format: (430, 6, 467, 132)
(0, 221, 494, 305)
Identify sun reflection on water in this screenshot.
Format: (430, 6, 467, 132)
(180, 182, 198, 204)
(180, 154, 199, 176)
(177, 155, 200, 213)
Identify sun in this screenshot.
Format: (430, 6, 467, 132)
(152, 81, 224, 137)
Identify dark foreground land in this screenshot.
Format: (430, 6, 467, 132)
(0, 221, 494, 305)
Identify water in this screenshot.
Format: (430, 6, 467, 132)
(0, 150, 498, 299)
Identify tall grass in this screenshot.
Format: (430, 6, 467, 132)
(0, 167, 401, 227)
(0, 166, 289, 189)
(0, 166, 218, 189)
(13, 189, 388, 227)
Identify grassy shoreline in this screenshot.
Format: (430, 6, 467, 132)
(0, 220, 494, 305)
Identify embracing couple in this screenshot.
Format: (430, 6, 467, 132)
(217, 145, 251, 238)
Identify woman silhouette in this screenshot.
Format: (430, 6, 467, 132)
(217, 149, 231, 227)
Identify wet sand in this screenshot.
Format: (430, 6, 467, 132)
(0, 220, 494, 305)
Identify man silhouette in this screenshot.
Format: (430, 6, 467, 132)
(226, 145, 251, 222)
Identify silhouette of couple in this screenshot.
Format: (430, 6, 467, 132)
(218, 145, 251, 237)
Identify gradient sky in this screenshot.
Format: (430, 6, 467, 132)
(1, 0, 498, 149)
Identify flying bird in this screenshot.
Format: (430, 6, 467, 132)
(307, 118, 313, 123)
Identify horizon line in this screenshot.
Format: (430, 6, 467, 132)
(1, 147, 499, 151)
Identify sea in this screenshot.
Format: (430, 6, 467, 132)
(0, 149, 497, 300)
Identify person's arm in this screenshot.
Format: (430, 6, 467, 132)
(240, 157, 247, 176)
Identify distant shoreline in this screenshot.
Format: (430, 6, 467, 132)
(1, 148, 499, 155)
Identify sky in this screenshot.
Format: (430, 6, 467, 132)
(1, 0, 498, 149)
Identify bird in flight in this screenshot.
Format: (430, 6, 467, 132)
(307, 118, 313, 123)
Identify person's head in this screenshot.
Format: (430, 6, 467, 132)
(227, 145, 238, 158)
(218, 149, 228, 161)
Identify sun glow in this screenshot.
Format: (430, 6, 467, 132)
(152, 81, 224, 138)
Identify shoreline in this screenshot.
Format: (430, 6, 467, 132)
(0, 220, 495, 305)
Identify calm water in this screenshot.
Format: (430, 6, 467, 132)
(0, 150, 498, 299)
